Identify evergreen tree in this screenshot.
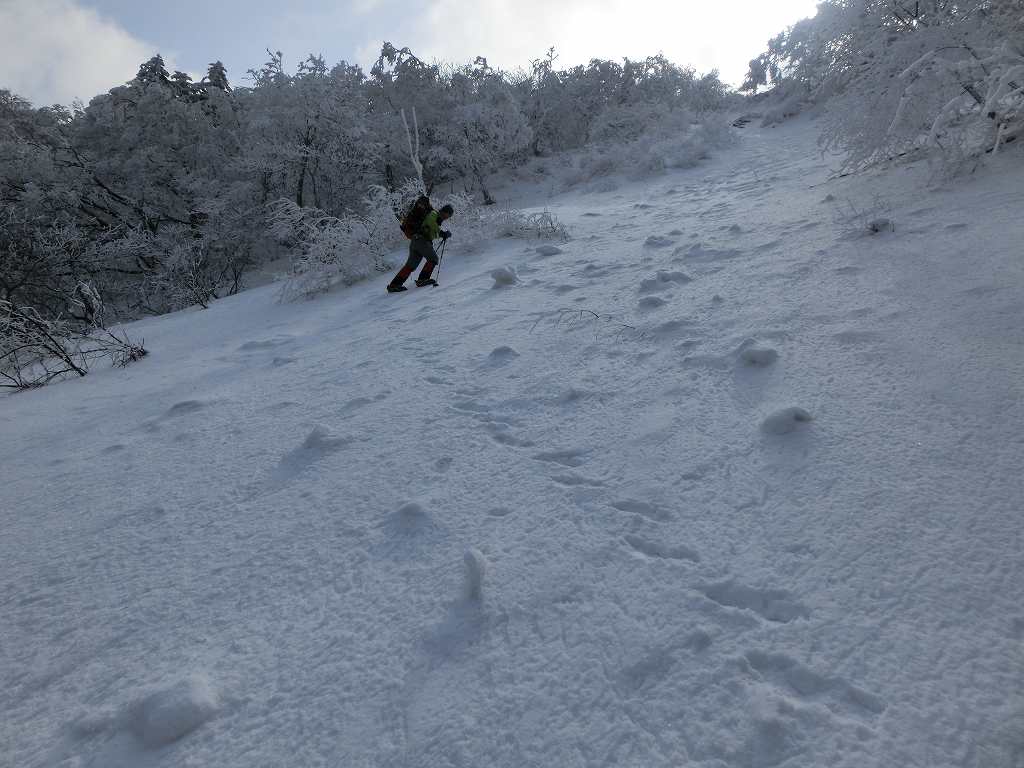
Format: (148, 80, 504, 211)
(205, 61, 230, 91)
(136, 55, 170, 87)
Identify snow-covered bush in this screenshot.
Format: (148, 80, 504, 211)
(829, 194, 895, 238)
(486, 209, 570, 241)
(0, 299, 146, 389)
(566, 111, 733, 186)
(272, 200, 394, 301)
(745, 0, 1024, 169)
(272, 180, 432, 301)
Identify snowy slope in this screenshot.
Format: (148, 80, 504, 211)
(3, 117, 1023, 768)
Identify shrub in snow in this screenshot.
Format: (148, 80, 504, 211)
(486, 208, 570, 242)
(830, 195, 895, 239)
(0, 299, 146, 390)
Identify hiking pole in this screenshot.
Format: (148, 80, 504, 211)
(436, 238, 448, 283)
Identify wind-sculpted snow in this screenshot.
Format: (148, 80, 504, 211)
(3, 116, 1023, 768)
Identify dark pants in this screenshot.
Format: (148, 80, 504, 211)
(390, 236, 438, 287)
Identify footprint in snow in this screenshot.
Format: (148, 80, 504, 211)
(639, 271, 692, 294)
(551, 473, 604, 487)
(486, 423, 535, 448)
(832, 330, 883, 345)
(647, 320, 696, 341)
(623, 534, 699, 562)
(611, 499, 671, 522)
(237, 336, 293, 352)
(533, 448, 588, 467)
(744, 650, 886, 715)
(699, 580, 809, 623)
(675, 244, 743, 263)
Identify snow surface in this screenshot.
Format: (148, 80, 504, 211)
(3, 117, 1024, 768)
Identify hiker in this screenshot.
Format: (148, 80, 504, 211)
(387, 203, 454, 292)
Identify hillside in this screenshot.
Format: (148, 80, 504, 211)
(3, 115, 1023, 768)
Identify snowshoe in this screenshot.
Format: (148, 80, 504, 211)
(386, 283, 408, 293)
(415, 278, 438, 288)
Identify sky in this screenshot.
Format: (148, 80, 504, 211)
(0, 0, 820, 107)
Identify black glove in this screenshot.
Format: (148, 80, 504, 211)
(440, 230, 452, 241)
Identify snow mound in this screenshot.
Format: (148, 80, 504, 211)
(131, 675, 219, 748)
(163, 400, 206, 418)
(535, 244, 563, 257)
(490, 266, 519, 288)
(463, 548, 487, 602)
(392, 502, 432, 533)
(638, 296, 668, 310)
(297, 425, 351, 454)
(739, 344, 779, 366)
(484, 346, 519, 366)
(761, 407, 813, 435)
(262, 426, 353, 492)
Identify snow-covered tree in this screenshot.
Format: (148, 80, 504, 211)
(745, 0, 1024, 168)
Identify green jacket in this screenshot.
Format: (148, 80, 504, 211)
(420, 210, 443, 240)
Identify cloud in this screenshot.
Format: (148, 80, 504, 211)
(0, 0, 159, 106)
(356, 0, 818, 86)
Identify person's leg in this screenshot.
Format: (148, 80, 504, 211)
(389, 243, 423, 289)
(415, 240, 439, 283)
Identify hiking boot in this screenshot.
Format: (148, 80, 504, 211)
(387, 283, 408, 293)
(415, 278, 438, 288)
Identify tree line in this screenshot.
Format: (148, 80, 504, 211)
(0, 44, 729, 324)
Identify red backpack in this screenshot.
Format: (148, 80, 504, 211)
(400, 196, 433, 239)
